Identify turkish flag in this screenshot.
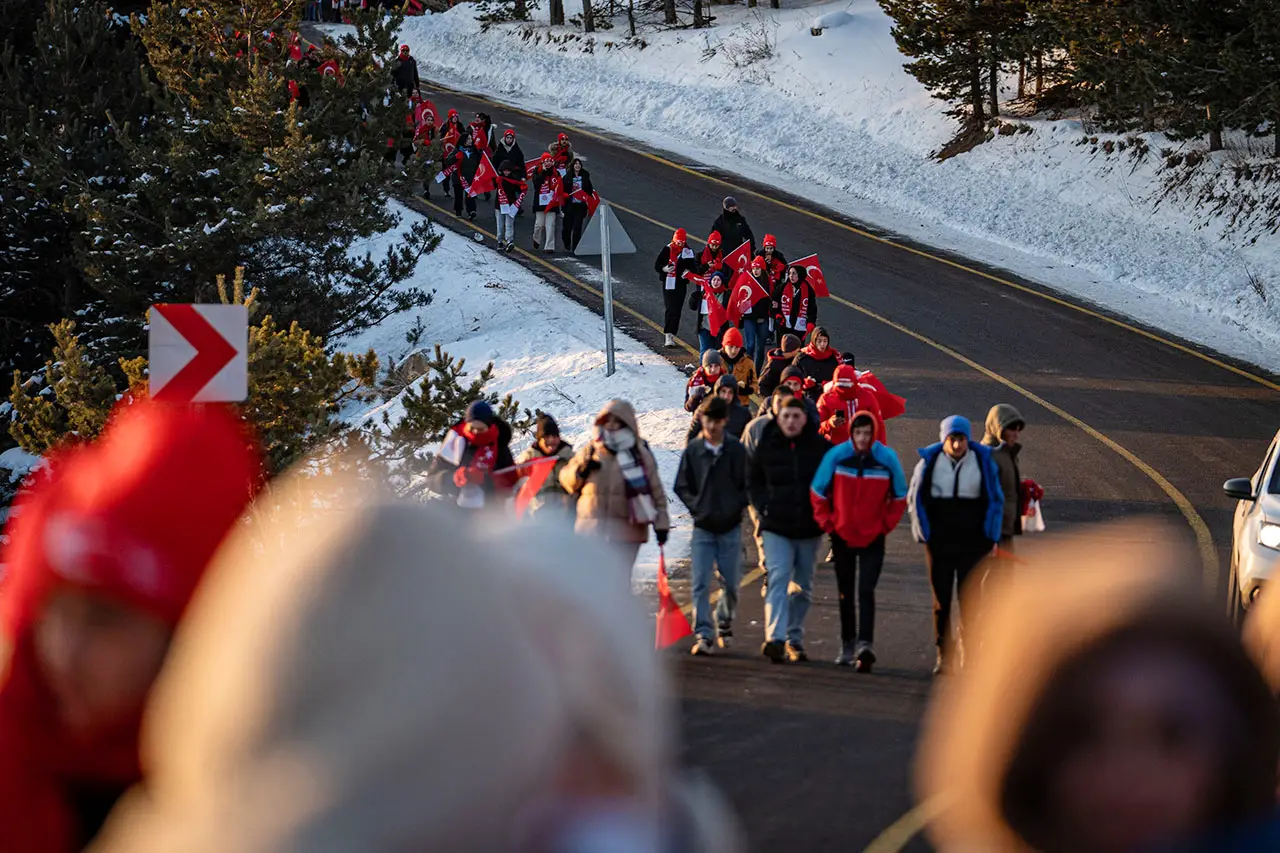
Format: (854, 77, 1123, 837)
(443, 124, 461, 149)
(317, 58, 344, 85)
(687, 274, 730, 336)
(858, 370, 906, 420)
(418, 98, 441, 130)
(466, 151, 499, 197)
(792, 253, 829, 297)
(723, 239, 753, 274)
(726, 268, 771, 326)
(549, 175, 568, 209)
(513, 455, 560, 517)
(524, 157, 543, 177)
(655, 549, 693, 649)
(571, 189, 600, 217)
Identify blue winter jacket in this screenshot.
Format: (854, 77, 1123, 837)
(908, 442, 1004, 544)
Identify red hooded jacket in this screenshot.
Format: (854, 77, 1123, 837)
(0, 401, 262, 853)
(818, 365, 887, 445)
(809, 409, 908, 548)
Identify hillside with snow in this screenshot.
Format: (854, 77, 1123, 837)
(396, 0, 1280, 373)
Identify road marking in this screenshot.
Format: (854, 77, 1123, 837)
(679, 567, 765, 617)
(424, 81, 1280, 393)
(862, 797, 947, 853)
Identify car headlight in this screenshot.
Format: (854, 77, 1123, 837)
(1261, 522, 1280, 551)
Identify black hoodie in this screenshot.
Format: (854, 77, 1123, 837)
(712, 209, 756, 255)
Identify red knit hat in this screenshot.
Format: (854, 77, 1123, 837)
(835, 364, 857, 388)
(750, 256, 766, 271)
(672, 228, 687, 245)
(708, 230, 722, 245)
(763, 234, 777, 249)
(722, 327, 744, 349)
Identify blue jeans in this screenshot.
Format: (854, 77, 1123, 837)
(697, 326, 717, 357)
(691, 526, 742, 640)
(761, 531, 821, 644)
(495, 211, 515, 244)
(741, 318, 769, 371)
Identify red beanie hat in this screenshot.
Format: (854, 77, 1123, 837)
(763, 234, 777, 249)
(722, 327, 744, 349)
(1, 401, 264, 634)
(835, 364, 857, 387)
(750, 256, 766, 271)
(708, 230, 722, 245)
(672, 228, 687, 245)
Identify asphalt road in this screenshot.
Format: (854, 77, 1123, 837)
(407, 80, 1280, 853)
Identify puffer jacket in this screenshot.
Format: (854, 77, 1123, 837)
(981, 403, 1025, 539)
(758, 346, 796, 398)
(560, 400, 671, 543)
(719, 347, 757, 402)
(810, 410, 907, 548)
(746, 418, 829, 540)
(515, 441, 575, 514)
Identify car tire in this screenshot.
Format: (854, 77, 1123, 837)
(1228, 548, 1246, 628)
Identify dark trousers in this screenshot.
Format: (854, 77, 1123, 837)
(926, 543, 988, 652)
(832, 535, 885, 644)
(562, 203, 588, 251)
(662, 284, 687, 335)
(452, 175, 475, 216)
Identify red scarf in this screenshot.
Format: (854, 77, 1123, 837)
(801, 341, 835, 361)
(669, 243, 684, 266)
(700, 246, 722, 269)
(461, 423, 499, 472)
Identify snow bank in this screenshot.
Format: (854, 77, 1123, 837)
(341, 204, 692, 582)
(394, 0, 1280, 372)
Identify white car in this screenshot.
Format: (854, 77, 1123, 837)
(1224, 427, 1280, 622)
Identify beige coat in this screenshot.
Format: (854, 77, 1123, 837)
(559, 399, 671, 544)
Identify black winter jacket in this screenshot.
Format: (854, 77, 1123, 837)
(493, 140, 528, 176)
(758, 348, 794, 398)
(654, 244, 699, 289)
(711, 210, 756, 256)
(565, 169, 594, 201)
(675, 437, 749, 534)
(747, 419, 829, 540)
(686, 400, 752, 443)
(392, 56, 419, 92)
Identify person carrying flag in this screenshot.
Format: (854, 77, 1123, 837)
(426, 401, 518, 509)
(810, 410, 908, 672)
(514, 413, 574, 518)
(494, 160, 526, 252)
(654, 228, 699, 347)
(548, 131, 574, 172)
(531, 154, 564, 253)
(754, 234, 788, 296)
(689, 268, 730, 355)
(818, 364, 887, 446)
(451, 135, 481, 221)
(700, 231, 725, 274)
(560, 158, 594, 252)
(741, 256, 774, 371)
(775, 264, 819, 344)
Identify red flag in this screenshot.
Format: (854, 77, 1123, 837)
(524, 157, 543, 176)
(418, 98, 441, 130)
(317, 58, 344, 85)
(858, 370, 906, 420)
(792, 253, 829, 297)
(549, 174, 568, 209)
(726, 268, 771, 326)
(692, 275, 730, 336)
(723, 239, 753, 274)
(443, 124, 461, 149)
(514, 456, 559, 518)
(572, 189, 600, 217)
(655, 549, 693, 649)
(466, 151, 499, 197)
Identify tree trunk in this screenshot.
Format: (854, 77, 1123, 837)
(1017, 59, 1025, 99)
(769, 0, 778, 8)
(989, 54, 999, 118)
(1035, 52, 1043, 96)
(550, 0, 564, 25)
(583, 0, 594, 31)
(515, 0, 526, 18)
(1207, 104, 1222, 151)
(693, 0, 704, 26)
(747, 0, 756, 7)
(628, 0, 635, 35)
(664, 0, 676, 24)
(970, 43, 985, 126)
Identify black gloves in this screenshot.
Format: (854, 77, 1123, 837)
(655, 528, 669, 546)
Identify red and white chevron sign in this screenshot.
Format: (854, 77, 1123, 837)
(148, 304, 247, 403)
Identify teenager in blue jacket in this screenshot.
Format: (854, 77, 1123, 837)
(907, 415, 1003, 675)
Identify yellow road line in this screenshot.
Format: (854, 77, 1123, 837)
(678, 567, 766, 617)
(425, 81, 1280, 394)
(863, 797, 948, 853)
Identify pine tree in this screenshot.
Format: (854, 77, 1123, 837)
(879, 0, 990, 127)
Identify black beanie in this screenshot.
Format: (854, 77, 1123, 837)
(536, 413, 560, 440)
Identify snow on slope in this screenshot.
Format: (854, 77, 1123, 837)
(341, 204, 692, 583)
(395, 0, 1280, 373)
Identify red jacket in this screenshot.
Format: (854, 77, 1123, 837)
(809, 410, 908, 548)
(818, 384, 885, 446)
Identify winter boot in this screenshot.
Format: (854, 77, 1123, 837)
(664, 333, 675, 347)
(835, 640, 855, 667)
(785, 641, 808, 663)
(855, 642, 876, 673)
(761, 640, 786, 663)
(691, 637, 714, 656)
(717, 622, 733, 649)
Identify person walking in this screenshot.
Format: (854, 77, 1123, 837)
(654, 228, 698, 347)
(687, 375, 752, 441)
(718, 326, 757, 406)
(691, 268, 729, 355)
(747, 397, 830, 663)
(561, 399, 671, 570)
(494, 160, 526, 252)
(426, 401, 518, 509)
(530, 154, 564, 253)
(791, 326, 837, 398)
(980, 403, 1026, 551)
(514, 413, 575, 517)
(758, 333, 801, 398)
(675, 396, 750, 656)
(740, 257, 773, 372)
(908, 415, 1004, 675)
(699, 230, 724, 274)
(560, 158, 594, 252)
(391, 44, 419, 95)
(811, 411, 907, 672)
(774, 264, 818, 344)
(451, 136, 480, 221)
(711, 196, 755, 256)
(685, 349, 726, 412)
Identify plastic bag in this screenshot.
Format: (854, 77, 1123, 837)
(1023, 499, 1046, 534)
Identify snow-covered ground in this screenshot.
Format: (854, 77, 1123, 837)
(341, 204, 692, 582)
(394, 0, 1280, 373)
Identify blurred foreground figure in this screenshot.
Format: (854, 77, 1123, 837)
(918, 521, 1279, 853)
(0, 402, 262, 853)
(92, 478, 741, 853)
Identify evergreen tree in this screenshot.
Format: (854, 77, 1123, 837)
(879, 0, 990, 127)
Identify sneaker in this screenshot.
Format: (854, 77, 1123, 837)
(467, 212, 476, 221)
(785, 642, 808, 663)
(664, 333, 675, 347)
(823, 546, 835, 563)
(855, 642, 876, 673)
(691, 637, 715, 656)
(505, 243, 515, 253)
(716, 623, 733, 649)
(761, 640, 786, 663)
(933, 649, 948, 676)
(835, 641, 855, 667)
